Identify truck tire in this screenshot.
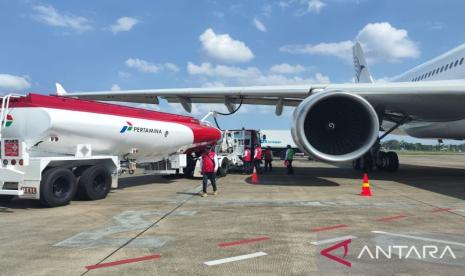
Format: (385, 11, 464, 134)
(40, 167, 78, 207)
(0, 195, 14, 203)
(217, 159, 229, 177)
(77, 165, 112, 200)
(73, 165, 91, 177)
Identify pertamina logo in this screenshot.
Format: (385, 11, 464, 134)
(120, 121, 134, 133)
(5, 114, 13, 127)
(120, 121, 169, 137)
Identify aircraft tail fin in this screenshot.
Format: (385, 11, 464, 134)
(352, 42, 373, 83)
(55, 83, 68, 96)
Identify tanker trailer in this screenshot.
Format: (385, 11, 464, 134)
(0, 93, 221, 207)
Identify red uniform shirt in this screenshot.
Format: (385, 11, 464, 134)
(244, 149, 252, 162)
(254, 146, 262, 160)
(264, 149, 273, 161)
(202, 151, 216, 173)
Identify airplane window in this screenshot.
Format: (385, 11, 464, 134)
(450, 62, 454, 68)
(460, 58, 464, 65)
(436, 68, 440, 74)
(445, 64, 449, 70)
(440, 66, 444, 72)
(455, 60, 459, 67)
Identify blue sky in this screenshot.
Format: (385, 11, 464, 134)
(1, 0, 465, 144)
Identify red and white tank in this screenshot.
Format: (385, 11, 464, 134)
(2, 94, 221, 163)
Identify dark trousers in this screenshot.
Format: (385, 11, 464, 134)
(286, 160, 294, 174)
(202, 172, 217, 193)
(253, 159, 262, 174)
(264, 160, 272, 172)
(243, 161, 251, 174)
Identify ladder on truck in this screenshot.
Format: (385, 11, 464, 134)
(0, 94, 20, 140)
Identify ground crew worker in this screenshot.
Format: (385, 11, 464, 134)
(243, 146, 252, 174)
(200, 145, 218, 197)
(284, 144, 295, 174)
(264, 146, 273, 172)
(254, 144, 262, 174)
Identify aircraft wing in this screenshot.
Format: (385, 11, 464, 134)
(64, 79, 465, 121)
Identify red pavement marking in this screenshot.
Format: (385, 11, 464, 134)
(430, 208, 452, 213)
(85, 254, 161, 270)
(218, 236, 270, 247)
(310, 224, 348, 232)
(377, 214, 408, 222)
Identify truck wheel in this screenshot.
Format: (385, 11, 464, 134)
(73, 165, 91, 177)
(217, 159, 229, 177)
(0, 195, 14, 203)
(77, 165, 111, 200)
(40, 167, 77, 207)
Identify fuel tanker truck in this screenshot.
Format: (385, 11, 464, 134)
(0, 93, 221, 207)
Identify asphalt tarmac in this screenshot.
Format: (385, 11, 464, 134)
(1, 154, 464, 275)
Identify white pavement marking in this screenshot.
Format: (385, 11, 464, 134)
(311, 235, 357, 246)
(372, 231, 465, 247)
(204, 252, 268, 266)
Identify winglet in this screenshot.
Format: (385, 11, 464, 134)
(352, 42, 373, 83)
(55, 83, 68, 96)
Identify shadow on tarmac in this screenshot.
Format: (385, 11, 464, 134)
(244, 162, 465, 200)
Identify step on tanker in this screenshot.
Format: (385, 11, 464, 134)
(0, 93, 221, 207)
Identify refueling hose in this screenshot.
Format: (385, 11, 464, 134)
(213, 97, 244, 130)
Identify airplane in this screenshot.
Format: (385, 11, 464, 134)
(62, 42, 465, 172)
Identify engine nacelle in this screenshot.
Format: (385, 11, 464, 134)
(292, 91, 379, 162)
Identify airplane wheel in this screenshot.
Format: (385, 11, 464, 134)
(361, 153, 373, 172)
(376, 152, 388, 171)
(386, 151, 399, 172)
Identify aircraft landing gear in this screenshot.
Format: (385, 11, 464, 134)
(352, 148, 399, 172)
(353, 115, 408, 172)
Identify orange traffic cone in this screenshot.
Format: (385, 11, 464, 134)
(360, 173, 372, 197)
(252, 166, 259, 184)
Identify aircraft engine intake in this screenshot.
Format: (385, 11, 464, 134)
(291, 91, 379, 162)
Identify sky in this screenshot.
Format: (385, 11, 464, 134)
(1, 0, 465, 144)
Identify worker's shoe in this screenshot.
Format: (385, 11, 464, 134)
(212, 191, 218, 196)
(200, 192, 207, 197)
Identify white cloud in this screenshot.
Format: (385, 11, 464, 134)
(281, 41, 353, 61)
(314, 72, 330, 83)
(110, 17, 139, 34)
(32, 5, 92, 32)
(125, 59, 180, 74)
(199, 28, 254, 63)
(202, 81, 225, 88)
(280, 22, 419, 63)
(356, 22, 420, 62)
(0, 74, 31, 92)
(126, 58, 160, 73)
(187, 62, 329, 86)
(253, 18, 267, 32)
(164, 62, 180, 73)
(307, 0, 326, 13)
(111, 84, 121, 91)
(187, 62, 260, 78)
(270, 63, 305, 74)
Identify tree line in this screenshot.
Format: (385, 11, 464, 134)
(382, 139, 465, 152)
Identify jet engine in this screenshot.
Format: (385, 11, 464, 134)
(291, 91, 379, 162)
